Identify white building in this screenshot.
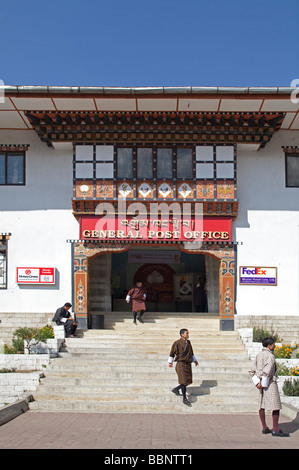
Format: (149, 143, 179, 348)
(0, 86, 298, 333)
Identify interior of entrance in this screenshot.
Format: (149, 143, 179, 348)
(88, 247, 220, 314)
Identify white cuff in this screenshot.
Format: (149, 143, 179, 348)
(261, 376, 270, 388)
(126, 295, 130, 301)
(251, 375, 260, 386)
(168, 357, 174, 364)
(193, 355, 197, 363)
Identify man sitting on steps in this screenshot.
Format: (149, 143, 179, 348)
(53, 302, 78, 338)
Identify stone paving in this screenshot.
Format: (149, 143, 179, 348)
(0, 411, 298, 450)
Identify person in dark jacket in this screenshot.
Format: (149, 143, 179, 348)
(53, 302, 78, 337)
(194, 277, 206, 312)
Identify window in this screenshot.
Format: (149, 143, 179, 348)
(137, 148, 153, 179)
(177, 148, 192, 178)
(157, 148, 172, 179)
(74, 144, 236, 183)
(96, 145, 114, 179)
(195, 145, 235, 180)
(117, 148, 133, 178)
(0, 152, 25, 185)
(75, 144, 114, 180)
(0, 239, 7, 289)
(286, 154, 299, 187)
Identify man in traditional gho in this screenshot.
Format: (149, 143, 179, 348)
(126, 280, 147, 324)
(52, 302, 78, 338)
(249, 336, 289, 437)
(168, 329, 198, 406)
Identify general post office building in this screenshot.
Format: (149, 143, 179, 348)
(0, 86, 298, 335)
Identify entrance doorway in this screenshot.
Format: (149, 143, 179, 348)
(87, 247, 220, 314)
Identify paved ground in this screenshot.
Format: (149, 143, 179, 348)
(0, 411, 298, 450)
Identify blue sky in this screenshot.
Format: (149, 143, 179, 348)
(0, 0, 298, 87)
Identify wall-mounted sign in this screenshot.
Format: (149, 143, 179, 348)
(80, 215, 232, 242)
(17, 267, 55, 285)
(239, 266, 277, 286)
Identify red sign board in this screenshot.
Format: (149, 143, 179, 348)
(17, 267, 55, 284)
(80, 215, 232, 242)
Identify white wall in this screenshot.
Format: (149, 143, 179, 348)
(0, 131, 78, 313)
(235, 131, 299, 316)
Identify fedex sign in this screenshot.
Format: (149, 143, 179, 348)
(239, 266, 277, 286)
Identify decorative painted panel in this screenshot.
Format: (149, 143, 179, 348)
(219, 257, 235, 318)
(177, 181, 194, 199)
(157, 181, 174, 199)
(75, 180, 94, 198)
(117, 181, 134, 198)
(96, 180, 114, 198)
(216, 181, 235, 200)
(137, 181, 154, 199)
(196, 182, 214, 199)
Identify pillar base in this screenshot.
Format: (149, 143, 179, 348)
(220, 318, 234, 331)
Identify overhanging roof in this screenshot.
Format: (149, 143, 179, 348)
(0, 86, 298, 146)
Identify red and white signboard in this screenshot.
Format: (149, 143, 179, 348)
(17, 267, 55, 285)
(80, 215, 232, 242)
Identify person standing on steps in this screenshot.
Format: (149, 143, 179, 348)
(168, 329, 198, 406)
(249, 336, 289, 437)
(126, 280, 147, 324)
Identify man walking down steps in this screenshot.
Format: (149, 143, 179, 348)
(168, 328, 199, 406)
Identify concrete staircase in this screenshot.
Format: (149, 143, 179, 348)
(29, 312, 258, 414)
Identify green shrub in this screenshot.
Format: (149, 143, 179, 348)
(276, 364, 291, 376)
(283, 379, 299, 396)
(253, 326, 282, 343)
(4, 325, 54, 354)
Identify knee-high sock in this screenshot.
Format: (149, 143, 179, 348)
(272, 410, 280, 432)
(259, 408, 267, 429)
(181, 385, 187, 399)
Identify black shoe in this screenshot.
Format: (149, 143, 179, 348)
(272, 429, 290, 437)
(172, 388, 181, 396)
(262, 428, 271, 434)
(183, 398, 191, 406)
(137, 317, 144, 324)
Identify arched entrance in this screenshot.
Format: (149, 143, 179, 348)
(71, 241, 235, 330)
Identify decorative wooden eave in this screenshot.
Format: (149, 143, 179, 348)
(24, 110, 284, 149)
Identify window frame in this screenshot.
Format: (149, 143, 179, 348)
(285, 153, 299, 188)
(0, 151, 26, 186)
(0, 238, 8, 289)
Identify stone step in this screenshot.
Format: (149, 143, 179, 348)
(32, 389, 256, 403)
(62, 347, 246, 356)
(64, 335, 243, 344)
(56, 352, 248, 362)
(46, 357, 250, 369)
(35, 385, 256, 399)
(29, 399, 258, 413)
(41, 371, 251, 382)
(83, 331, 235, 339)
